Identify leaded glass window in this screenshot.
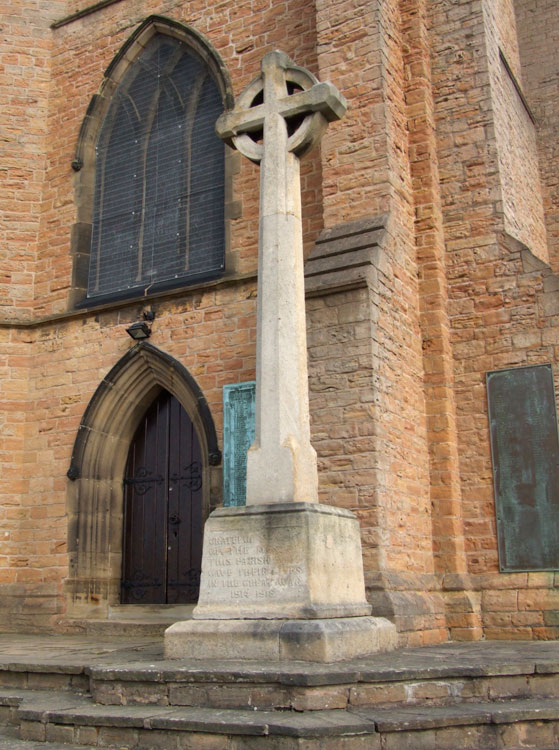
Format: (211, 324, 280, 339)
(87, 34, 225, 301)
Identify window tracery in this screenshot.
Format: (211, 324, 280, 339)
(86, 32, 225, 302)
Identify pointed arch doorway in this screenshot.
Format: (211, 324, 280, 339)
(65, 342, 221, 621)
(122, 391, 204, 604)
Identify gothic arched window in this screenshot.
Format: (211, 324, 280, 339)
(86, 32, 225, 302)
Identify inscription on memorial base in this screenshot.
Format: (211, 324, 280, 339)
(193, 503, 372, 620)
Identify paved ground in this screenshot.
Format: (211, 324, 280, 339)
(0, 633, 162, 670)
(0, 633, 558, 677)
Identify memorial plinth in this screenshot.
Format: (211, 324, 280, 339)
(164, 51, 397, 662)
(193, 504, 371, 620)
(165, 503, 396, 661)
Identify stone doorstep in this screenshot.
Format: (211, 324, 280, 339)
(108, 604, 196, 622)
(62, 619, 171, 637)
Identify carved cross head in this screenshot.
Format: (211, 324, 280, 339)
(216, 50, 347, 164)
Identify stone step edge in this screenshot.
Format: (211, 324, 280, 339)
(1, 657, 557, 687)
(0, 692, 23, 708)
(0, 725, 96, 750)
(12, 693, 559, 738)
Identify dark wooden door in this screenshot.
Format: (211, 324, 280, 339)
(121, 391, 204, 604)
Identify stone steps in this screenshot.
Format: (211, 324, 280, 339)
(3, 646, 559, 712)
(0, 637, 559, 748)
(2, 688, 559, 749)
(87, 659, 559, 710)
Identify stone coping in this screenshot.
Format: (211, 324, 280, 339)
(0, 635, 558, 685)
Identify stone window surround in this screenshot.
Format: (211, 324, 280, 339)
(70, 15, 240, 310)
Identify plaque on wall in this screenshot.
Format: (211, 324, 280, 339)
(487, 364, 559, 571)
(222, 382, 256, 507)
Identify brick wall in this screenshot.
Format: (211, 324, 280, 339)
(430, 0, 559, 639)
(483, 0, 547, 263)
(401, 0, 482, 641)
(316, 0, 444, 646)
(0, 0, 321, 630)
(0, 0, 65, 318)
(0, 0, 64, 632)
(515, 0, 559, 270)
(2, 0, 441, 640)
(35, 0, 322, 317)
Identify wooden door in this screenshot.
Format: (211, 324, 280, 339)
(121, 391, 204, 604)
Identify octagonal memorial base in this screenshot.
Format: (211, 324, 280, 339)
(164, 502, 397, 662)
(165, 616, 397, 662)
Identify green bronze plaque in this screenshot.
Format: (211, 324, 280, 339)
(487, 364, 559, 571)
(222, 381, 256, 507)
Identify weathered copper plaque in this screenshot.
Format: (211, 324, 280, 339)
(487, 364, 559, 571)
(222, 382, 255, 507)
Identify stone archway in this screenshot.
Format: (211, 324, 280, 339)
(64, 342, 221, 620)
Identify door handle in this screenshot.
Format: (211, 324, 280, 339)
(169, 514, 182, 525)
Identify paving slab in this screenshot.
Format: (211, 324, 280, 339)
(350, 698, 559, 732)
(15, 693, 375, 739)
(149, 707, 271, 735)
(5, 688, 91, 721)
(489, 698, 559, 723)
(13, 688, 559, 740)
(351, 703, 494, 732)
(264, 709, 375, 737)
(0, 691, 23, 707)
(1, 638, 559, 746)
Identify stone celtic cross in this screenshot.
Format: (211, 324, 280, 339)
(216, 51, 347, 506)
(165, 57, 395, 659)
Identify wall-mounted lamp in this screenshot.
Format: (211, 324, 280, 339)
(126, 311, 155, 340)
(126, 321, 151, 340)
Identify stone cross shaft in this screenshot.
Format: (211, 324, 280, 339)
(216, 51, 346, 505)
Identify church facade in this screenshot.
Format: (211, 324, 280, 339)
(2, 0, 559, 646)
